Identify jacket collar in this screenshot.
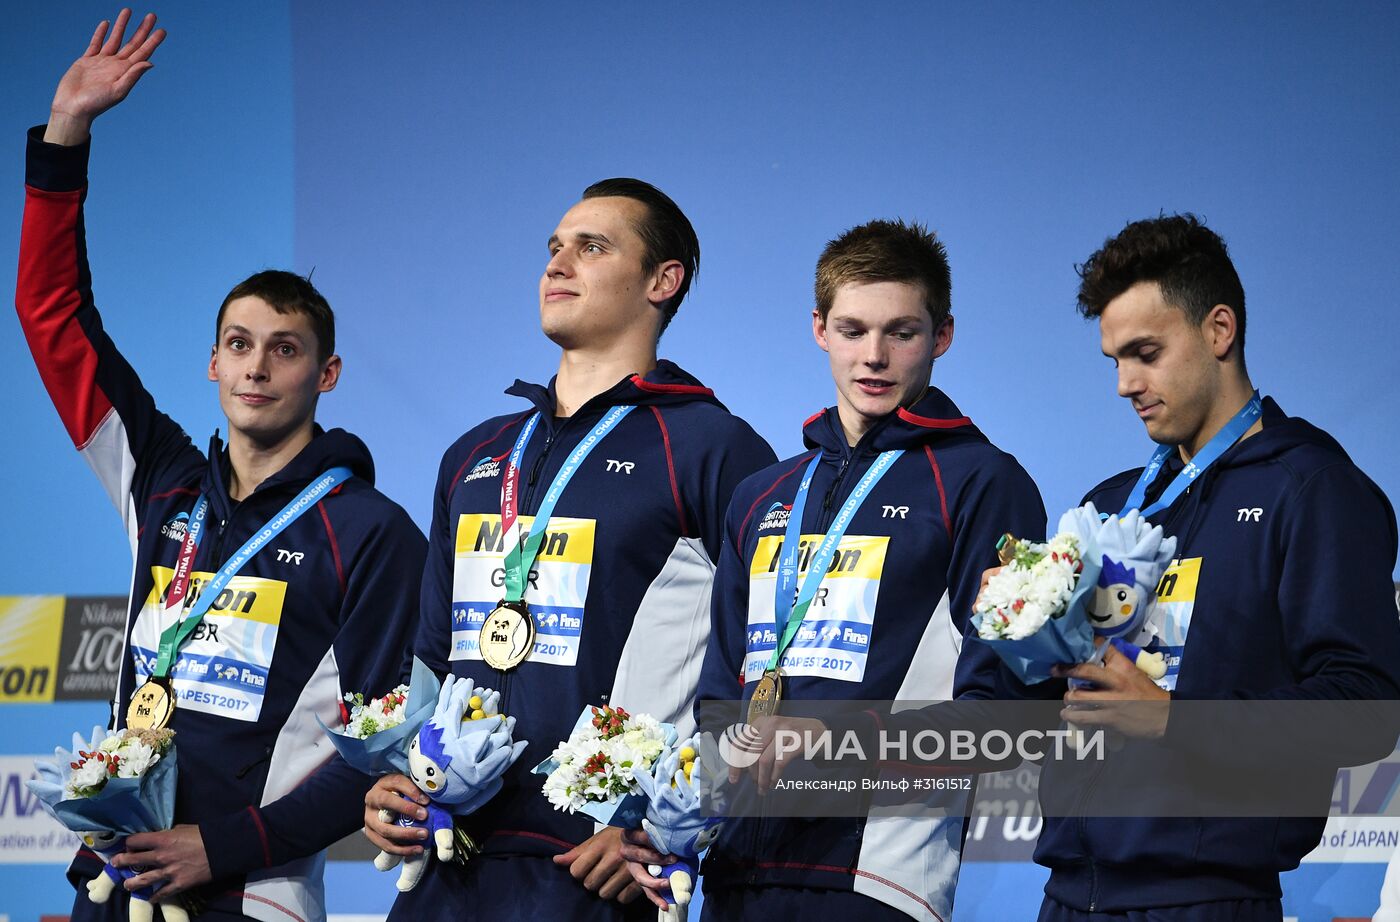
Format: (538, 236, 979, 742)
(801, 386, 983, 457)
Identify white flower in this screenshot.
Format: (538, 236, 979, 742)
(64, 758, 110, 798)
(542, 706, 671, 812)
(976, 532, 1083, 641)
(114, 741, 159, 778)
(342, 684, 411, 740)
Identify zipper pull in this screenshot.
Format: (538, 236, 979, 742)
(822, 457, 850, 511)
(527, 435, 553, 487)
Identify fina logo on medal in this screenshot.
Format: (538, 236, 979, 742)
(757, 502, 792, 532)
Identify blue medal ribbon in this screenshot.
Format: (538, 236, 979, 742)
(151, 466, 353, 677)
(1116, 391, 1263, 519)
(499, 406, 634, 602)
(767, 449, 903, 671)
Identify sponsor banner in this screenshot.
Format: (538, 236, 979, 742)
(1144, 555, 1203, 690)
(130, 568, 285, 722)
(0, 756, 81, 864)
(1304, 815, 1400, 863)
(54, 597, 126, 701)
(0, 597, 64, 703)
(742, 533, 889, 684)
(450, 513, 596, 667)
(963, 765, 1042, 862)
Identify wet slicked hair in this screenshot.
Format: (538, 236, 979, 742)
(815, 219, 951, 326)
(582, 178, 699, 335)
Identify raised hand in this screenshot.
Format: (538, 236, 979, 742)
(46, 9, 166, 146)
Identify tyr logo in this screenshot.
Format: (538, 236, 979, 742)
(1236, 508, 1263, 523)
(882, 505, 909, 519)
(276, 549, 305, 565)
(605, 459, 635, 474)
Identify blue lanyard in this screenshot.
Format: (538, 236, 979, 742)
(499, 406, 634, 602)
(1117, 391, 1263, 519)
(154, 466, 353, 676)
(768, 449, 903, 669)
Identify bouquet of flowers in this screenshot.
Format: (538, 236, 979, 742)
(321, 661, 526, 891)
(972, 502, 1177, 683)
(631, 734, 725, 919)
(319, 656, 440, 776)
(27, 726, 186, 921)
(534, 705, 678, 828)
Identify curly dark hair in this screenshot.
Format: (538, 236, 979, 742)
(1076, 214, 1246, 361)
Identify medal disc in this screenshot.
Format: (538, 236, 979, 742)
(996, 533, 1018, 567)
(747, 670, 782, 722)
(127, 678, 175, 730)
(480, 601, 535, 670)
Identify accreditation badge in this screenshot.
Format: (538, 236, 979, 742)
(127, 677, 176, 730)
(479, 600, 535, 671)
(747, 669, 783, 722)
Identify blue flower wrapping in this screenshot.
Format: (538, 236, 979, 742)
(26, 726, 179, 837)
(318, 656, 440, 776)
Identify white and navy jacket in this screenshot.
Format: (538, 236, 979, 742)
(696, 389, 1045, 922)
(412, 365, 775, 860)
(17, 128, 428, 922)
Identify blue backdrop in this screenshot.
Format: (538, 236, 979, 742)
(3, 2, 1398, 920)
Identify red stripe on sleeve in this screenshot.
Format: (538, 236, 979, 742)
(924, 445, 953, 537)
(736, 454, 813, 546)
(317, 501, 346, 595)
(16, 187, 113, 447)
(447, 413, 533, 503)
(648, 406, 689, 536)
(246, 805, 273, 867)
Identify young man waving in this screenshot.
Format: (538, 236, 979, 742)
(17, 11, 427, 920)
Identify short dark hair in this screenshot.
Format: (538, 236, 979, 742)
(581, 178, 699, 334)
(1076, 214, 1246, 361)
(815, 219, 952, 326)
(215, 270, 336, 362)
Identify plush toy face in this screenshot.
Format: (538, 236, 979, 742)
(80, 830, 119, 849)
(689, 823, 723, 854)
(408, 735, 448, 795)
(1087, 556, 1148, 638)
(1090, 582, 1138, 631)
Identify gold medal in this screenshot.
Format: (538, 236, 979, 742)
(479, 600, 535, 671)
(127, 678, 175, 730)
(996, 533, 1019, 567)
(747, 669, 783, 722)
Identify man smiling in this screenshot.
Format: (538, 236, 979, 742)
(17, 11, 426, 920)
(362, 178, 774, 918)
(631, 219, 1043, 921)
